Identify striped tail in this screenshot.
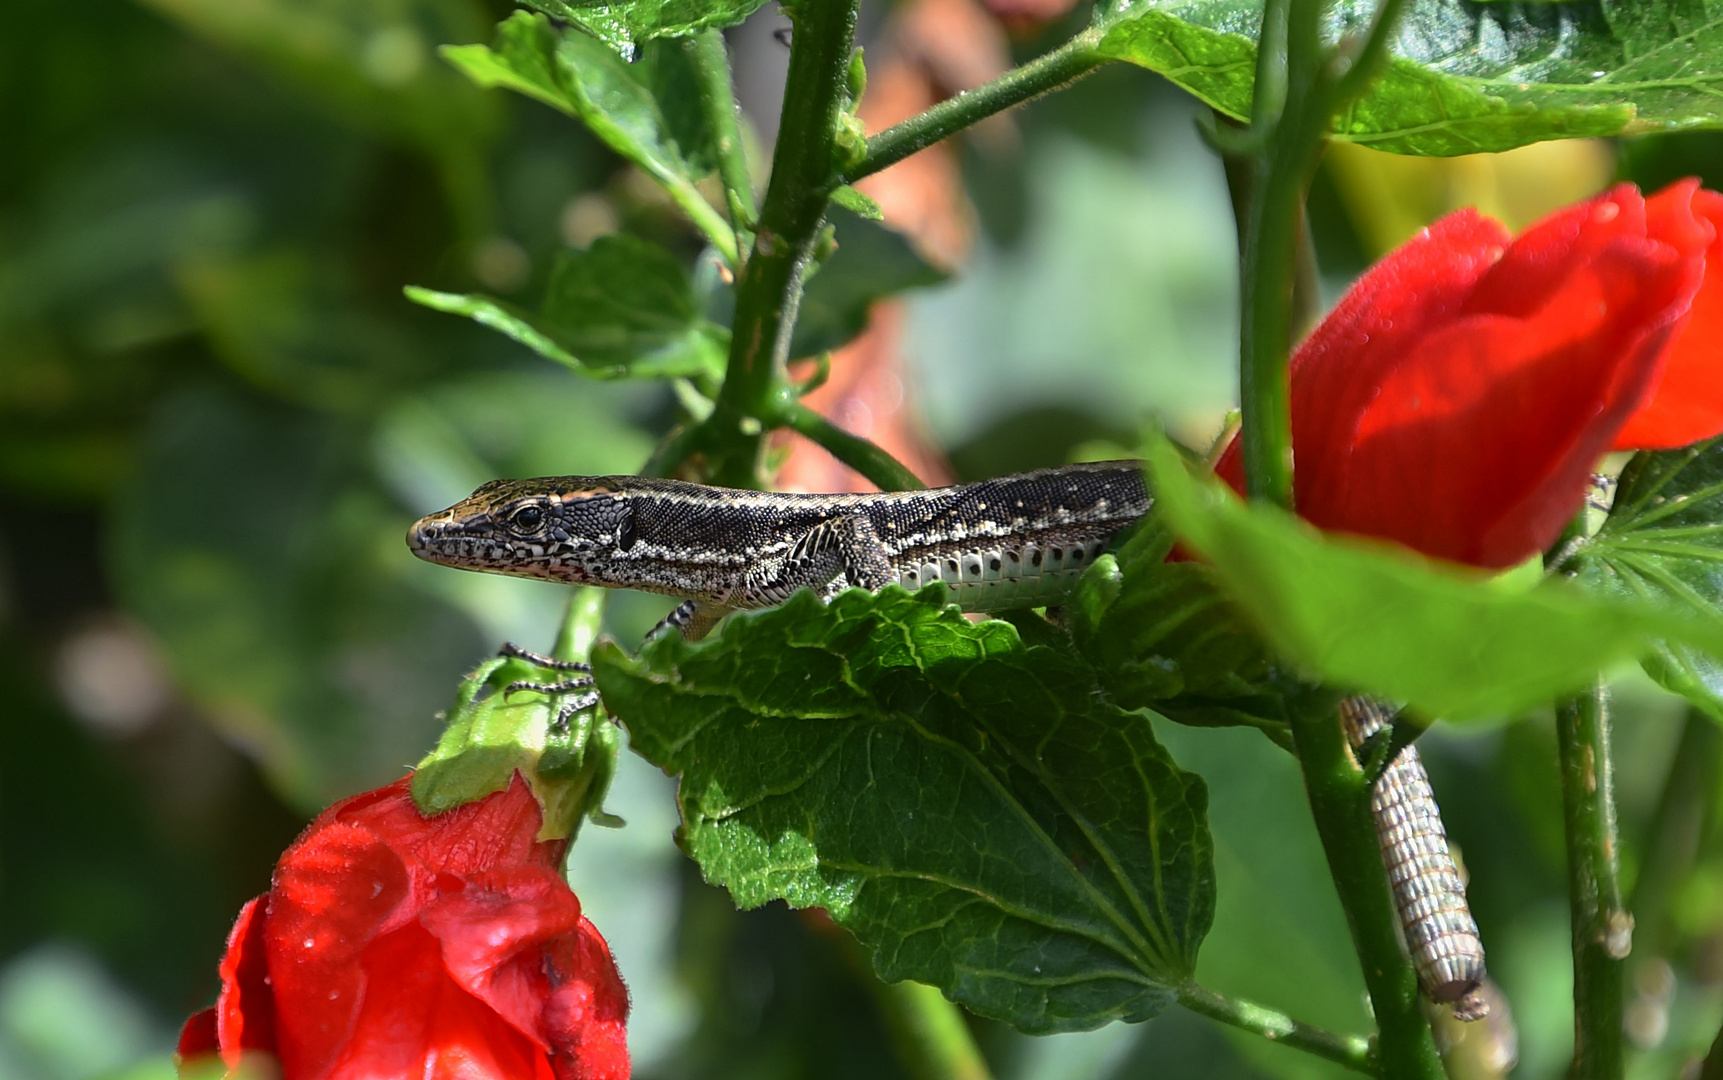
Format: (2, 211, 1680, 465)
(1339, 696, 1488, 1021)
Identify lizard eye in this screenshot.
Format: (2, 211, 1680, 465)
(508, 505, 545, 532)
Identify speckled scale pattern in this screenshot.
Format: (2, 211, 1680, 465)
(1339, 697, 1488, 1021)
(409, 460, 1150, 611)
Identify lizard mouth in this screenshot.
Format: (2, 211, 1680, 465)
(406, 512, 454, 562)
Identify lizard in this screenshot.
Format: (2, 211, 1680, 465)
(406, 460, 1488, 1017)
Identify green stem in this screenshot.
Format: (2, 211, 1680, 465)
(1556, 681, 1628, 1080)
(1177, 983, 1377, 1076)
(1331, 0, 1413, 105)
(551, 586, 607, 663)
(777, 401, 926, 491)
(871, 980, 993, 1080)
(708, 0, 861, 487)
(849, 30, 1108, 182)
(1289, 703, 1444, 1080)
(688, 29, 758, 249)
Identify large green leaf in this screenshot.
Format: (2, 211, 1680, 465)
(1574, 438, 1723, 722)
(522, 0, 772, 56)
(591, 587, 1214, 1034)
(790, 208, 950, 360)
(441, 12, 732, 251)
(405, 233, 727, 380)
(1094, 1, 1723, 156)
(1145, 437, 1723, 721)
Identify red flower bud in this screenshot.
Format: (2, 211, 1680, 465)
(177, 774, 629, 1080)
(1218, 180, 1723, 568)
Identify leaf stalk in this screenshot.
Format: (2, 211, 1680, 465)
(850, 30, 1108, 182)
(687, 29, 758, 256)
(1177, 983, 1377, 1075)
(777, 401, 926, 491)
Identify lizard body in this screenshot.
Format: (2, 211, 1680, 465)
(408, 460, 1150, 632)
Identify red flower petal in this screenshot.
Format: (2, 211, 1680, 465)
(177, 1009, 218, 1064)
(1615, 181, 1723, 449)
(322, 921, 557, 1080)
(420, 864, 585, 1048)
(266, 819, 412, 1077)
(343, 775, 553, 881)
(215, 897, 276, 1069)
(542, 917, 630, 1080)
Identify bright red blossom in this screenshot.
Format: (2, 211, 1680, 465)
(177, 773, 628, 1080)
(1218, 180, 1723, 569)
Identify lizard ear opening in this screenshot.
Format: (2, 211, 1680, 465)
(616, 506, 638, 552)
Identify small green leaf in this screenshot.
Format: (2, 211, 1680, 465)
(1575, 438, 1723, 722)
(1092, 1, 1723, 156)
(405, 234, 727, 380)
(1144, 436, 1723, 721)
(441, 13, 733, 255)
(1069, 527, 1305, 738)
(831, 184, 884, 220)
(521, 0, 772, 55)
(591, 587, 1215, 1034)
(790, 208, 947, 359)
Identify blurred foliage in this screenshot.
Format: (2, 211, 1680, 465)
(10, 0, 1723, 1077)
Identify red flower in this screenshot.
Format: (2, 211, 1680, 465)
(177, 774, 629, 1080)
(1217, 180, 1723, 568)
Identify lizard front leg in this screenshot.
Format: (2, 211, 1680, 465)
(743, 513, 896, 608)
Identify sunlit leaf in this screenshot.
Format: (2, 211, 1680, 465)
(591, 587, 1214, 1034)
(1574, 437, 1723, 722)
(1145, 435, 1723, 721)
(522, 0, 772, 55)
(441, 12, 731, 249)
(1094, 1, 1723, 155)
(406, 233, 728, 380)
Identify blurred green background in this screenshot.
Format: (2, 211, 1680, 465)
(7, 0, 1723, 1077)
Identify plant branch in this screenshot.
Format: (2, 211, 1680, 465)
(778, 401, 925, 491)
(1556, 681, 1629, 1080)
(872, 980, 993, 1080)
(849, 30, 1108, 182)
(1332, 0, 1412, 105)
(1290, 701, 1445, 1080)
(551, 586, 607, 663)
(1178, 983, 1376, 1076)
(688, 29, 758, 253)
(706, 0, 861, 487)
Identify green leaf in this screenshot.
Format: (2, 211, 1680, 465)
(405, 234, 727, 380)
(1092, 1, 1723, 156)
(790, 208, 948, 359)
(1144, 435, 1723, 721)
(521, 0, 772, 55)
(1068, 529, 1307, 741)
(590, 587, 1214, 1033)
(1574, 438, 1723, 722)
(441, 12, 733, 256)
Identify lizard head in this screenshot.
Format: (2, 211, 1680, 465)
(407, 477, 636, 582)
